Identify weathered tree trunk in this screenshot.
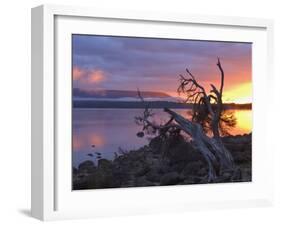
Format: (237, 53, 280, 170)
(136, 59, 237, 182)
(164, 108, 235, 182)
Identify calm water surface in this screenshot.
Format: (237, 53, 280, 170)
(73, 109, 252, 167)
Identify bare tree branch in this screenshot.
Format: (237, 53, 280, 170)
(178, 70, 215, 118)
(217, 58, 225, 96)
(135, 60, 237, 181)
(135, 90, 181, 137)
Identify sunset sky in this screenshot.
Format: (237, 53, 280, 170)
(72, 35, 252, 104)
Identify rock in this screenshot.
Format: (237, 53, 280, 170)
(72, 178, 88, 190)
(134, 164, 150, 177)
(136, 131, 145, 138)
(232, 150, 251, 164)
(222, 134, 251, 144)
(192, 176, 203, 183)
(75, 159, 117, 189)
(160, 172, 183, 185)
(79, 160, 94, 168)
(240, 168, 252, 182)
(163, 136, 205, 171)
(73, 167, 78, 175)
(214, 175, 231, 183)
(78, 160, 95, 173)
(134, 176, 155, 187)
(84, 171, 114, 189)
(73, 133, 252, 189)
(183, 178, 195, 184)
(197, 167, 208, 176)
(225, 143, 245, 152)
(231, 168, 242, 181)
(182, 161, 204, 176)
(98, 158, 112, 169)
(149, 136, 164, 154)
(182, 175, 204, 184)
(81, 159, 118, 189)
(146, 170, 161, 182)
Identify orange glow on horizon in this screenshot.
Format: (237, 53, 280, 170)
(223, 82, 252, 104)
(231, 110, 252, 135)
(167, 81, 252, 105)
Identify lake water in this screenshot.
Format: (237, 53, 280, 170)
(73, 108, 252, 167)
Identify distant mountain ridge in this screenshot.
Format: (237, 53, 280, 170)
(73, 88, 252, 110)
(73, 88, 171, 99)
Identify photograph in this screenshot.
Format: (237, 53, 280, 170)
(72, 35, 252, 190)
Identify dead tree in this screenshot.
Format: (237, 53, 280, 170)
(136, 59, 237, 182)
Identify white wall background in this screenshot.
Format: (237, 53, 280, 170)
(0, 0, 280, 225)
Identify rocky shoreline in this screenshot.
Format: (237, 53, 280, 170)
(73, 133, 252, 190)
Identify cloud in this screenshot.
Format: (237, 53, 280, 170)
(73, 67, 106, 88)
(73, 67, 83, 80)
(88, 70, 106, 83)
(72, 35, 251, 98)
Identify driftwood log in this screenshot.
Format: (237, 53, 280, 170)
(136, 59, 236, 182)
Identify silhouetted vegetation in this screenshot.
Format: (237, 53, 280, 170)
(135, 59, 245, 182)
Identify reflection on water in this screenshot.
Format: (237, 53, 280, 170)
(233, 110, 252, 135)
(73, 109, 252, 167)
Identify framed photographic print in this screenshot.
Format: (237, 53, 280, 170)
(31, 4, 274, 220)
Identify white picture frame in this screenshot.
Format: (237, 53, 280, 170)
(31, 4, 274, 221)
